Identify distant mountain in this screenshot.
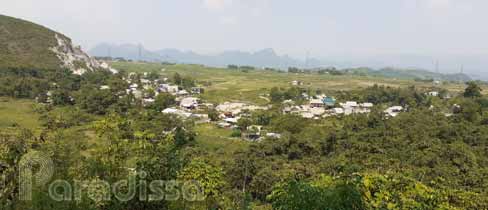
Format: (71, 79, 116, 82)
(88, 43, 475, 81)
(89, 43, 162, 62)
(0, 14, 112, 74)
(89, 44, 313, 68)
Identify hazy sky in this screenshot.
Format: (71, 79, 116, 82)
(1, 0, 488, 74)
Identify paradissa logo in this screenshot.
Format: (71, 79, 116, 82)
(19, 151, 205, 202)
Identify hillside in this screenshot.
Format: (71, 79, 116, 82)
(0, 14, 114, 74)
(347, 67, 472, 82)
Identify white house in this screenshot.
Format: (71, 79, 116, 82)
(180, 97, 199, 109)
(301, 112, 314, 119)
(291, 80, 303, 86)
(177, 90, 189, 97)
(129, 83, 138, 89)
(132, 90, 143, 99)
(162, 108, 192, 119)
(266, 133, 282, 139)
(427, 91, 439, 97)
(143, 98, 155, 105)
(310, 99, 324, 108)
(224, 117, 239, 124)
(141, 79, 151, 84)
(340, 101, 358, 115)
(160, 85, 179, 93)
(361, 103, 374, 108)
(218, 122, 232, 128)
(310, 107, 326, 116)
(100, 85, 110, 90)
(341, 101, 358, 108)
(331, 107, 344, 115)
(385, 106, 403, 117)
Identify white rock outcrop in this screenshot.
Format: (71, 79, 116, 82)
(50, 34, 118, 75)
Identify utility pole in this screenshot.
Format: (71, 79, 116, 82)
(305, 51, 310, 69)
(138, 43, 142, 61)
(435, 60, 439, 74)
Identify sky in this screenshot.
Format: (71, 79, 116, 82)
(1, 0, 488, 76)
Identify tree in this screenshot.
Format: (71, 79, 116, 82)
(75, 87, 118, 115)
(173, 73, 182, 85)
(268, 178, 364, 210)
(151, 93, 176, 112)
(237, 117, 253, 131)
(459, 99, 482, 122)
(208, 108, 220, 121)
(228, 65, 239, 69)
(464, 82, 482, 98)
(51, 90, 73, 106)
(0, 129, 32, 209)
(271, 115, 307, 134)
(270, 87, 283, 103)
(178, 159, 226, 208)
(181, 77, 196, 89)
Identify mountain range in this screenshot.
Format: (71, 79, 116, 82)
(89, 43, 323, 69)
(89, 43, 474, 81)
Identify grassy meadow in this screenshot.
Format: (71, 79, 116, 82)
(0, 97, 40, 130)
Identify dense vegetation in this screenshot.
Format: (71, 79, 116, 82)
(1, 64, 488, 209)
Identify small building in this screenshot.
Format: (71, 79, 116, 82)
(162, 108, 192, 119)
(384, 106, 403, 117)
(132, 90, 143, 99)
(322, 96, 336, 107)
(218, 122, 232, 128)
(129, 83, 138, 90)
(341, 101, 358, 108)
(143, 98, 155, 105)
(361, 102, 374, 108)
(224, 117, 239, 124)
(331, 107, 344, 115)
(301, 112, 314, 119)
(282, 99, 295, 105)
(310, 107, 326, 116)
(191, 87, 205, 94)
(141, 79, 151, 85)
(291, 80, 303, 86)
(180, 97, 199, 109)
(427, 91, 439, 97)
(157, 84, 174, 93)
(340, 101, 357, 115)
(191, 114, 210, 123)
(310, 99, 325, 108)
(177, 90, 190, 97)
(266, 133, 282, 139)
(100, 85, 110, 90)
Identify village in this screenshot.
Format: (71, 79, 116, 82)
(45, 70, 463, 142)
(104, 72, 428, 140)
(38, 71, 457, 142)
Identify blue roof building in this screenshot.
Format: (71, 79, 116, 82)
(322, 96, 336, 107)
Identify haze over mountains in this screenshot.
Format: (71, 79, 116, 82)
(89, 43, 484, 81)
(89, 43, 321, 69)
